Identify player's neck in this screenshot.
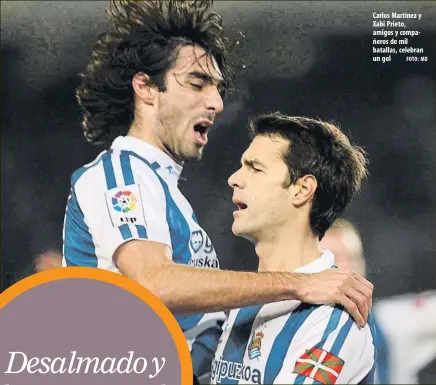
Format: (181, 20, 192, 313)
(255, 225, 322, 272)
(127, 119, 184, 165)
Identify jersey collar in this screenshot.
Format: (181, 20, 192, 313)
(111, 136, 184, 183)
(293, 249, 335, 273)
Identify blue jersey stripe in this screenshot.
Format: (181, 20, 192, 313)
(150, 161, 160, 171)
(319, 307, 343, 346)
(119, 224, 132, 240)
(361, 313, 377, 384)
(128, 152, 192, 265)
(65, 153, 108, 266)
(136, 225, 147, 239)
(175, 314, 204, 332)
(220, 306, 262, 384)
(192, 212, 199, 224)
(294, 374, 307, 384)
(330, 316, 354, 356)
(264, 303, 319, 384)
(64, 190, 98, 267)
(102, 150, 117, 189)
(373, 315, 387, 383)
(120, 150, 135, 185)
(163, 191, 191, 264)
(360, 363, 375, 384)
(102, 151, 135, 240)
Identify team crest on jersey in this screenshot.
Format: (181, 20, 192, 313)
(248, 331, 264, 360)
(293, 347, 344, 384)
(190, 230, 204, 253)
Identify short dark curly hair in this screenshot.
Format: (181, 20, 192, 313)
(249, 112, 368, 239)
(76, 0, 234, 146)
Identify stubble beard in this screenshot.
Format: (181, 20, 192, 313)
(158, 105, 205, 163)
(161, 130, 205, 164)
(183, 144, 204, 162)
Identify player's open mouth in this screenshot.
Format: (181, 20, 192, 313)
(232, 197, 248, 211)
(193, 120, 212, 145)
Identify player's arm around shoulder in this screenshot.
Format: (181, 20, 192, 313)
(273, 305, 376, 384)
(112, 156, 374, 320)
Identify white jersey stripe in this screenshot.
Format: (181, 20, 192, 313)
(110, 149, 125, 187)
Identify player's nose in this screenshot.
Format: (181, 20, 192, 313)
(206, 86, 224, 114)
(228, 168, 243, 188)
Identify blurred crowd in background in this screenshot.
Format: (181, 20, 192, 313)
(2, 1, 435, 383)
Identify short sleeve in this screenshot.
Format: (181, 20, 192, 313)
(73, 151, 172, 264)
(273, 307, 375, 384)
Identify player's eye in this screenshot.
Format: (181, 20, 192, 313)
(190, 83, 204, 90)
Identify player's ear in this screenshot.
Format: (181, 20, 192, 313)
(292, 175, 317, 207)
(132, 72, 158, 106)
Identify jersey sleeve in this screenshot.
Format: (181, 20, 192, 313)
(73, 151, 172, 263)
(273, 307, 375, 384)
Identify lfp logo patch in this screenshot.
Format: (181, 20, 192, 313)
(105, 184, 146, 228)
(112, 190, 137, 213)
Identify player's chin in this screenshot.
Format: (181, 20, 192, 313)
(231, 222, 247, 237)
(183, 146, 204, 162)
(232, 226, 256, 244)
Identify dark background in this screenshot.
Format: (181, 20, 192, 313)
(2, 1, 435, 296)
(2, 1, 436, 383)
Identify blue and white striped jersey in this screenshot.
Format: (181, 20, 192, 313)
(211, 250, 377, 384)
(62, 135, 225, 377)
